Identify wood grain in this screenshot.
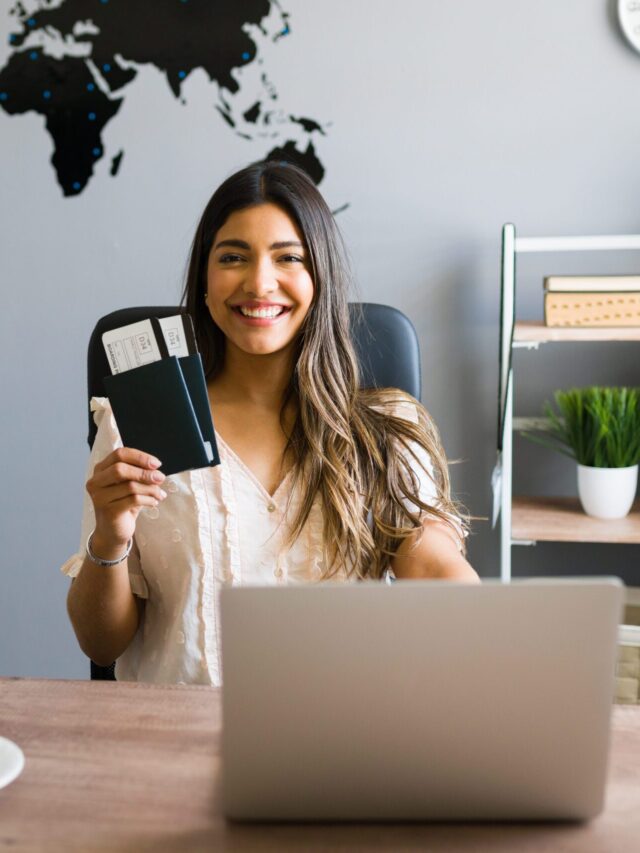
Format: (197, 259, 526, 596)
(512, 496, 640, 544)
(0, 678, 639, 852)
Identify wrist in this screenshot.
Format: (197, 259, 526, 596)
(87, 530, 131, 565)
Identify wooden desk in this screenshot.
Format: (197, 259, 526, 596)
(0, 678, 639, 852)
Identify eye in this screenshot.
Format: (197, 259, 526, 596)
(278, 254, 304, 264)
(218, 253, 245, 264)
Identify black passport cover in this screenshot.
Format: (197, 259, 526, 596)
(104, 355, 219, 476)
(178, 353, 218, 458)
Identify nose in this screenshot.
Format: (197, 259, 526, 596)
(242, 256, 277, 297)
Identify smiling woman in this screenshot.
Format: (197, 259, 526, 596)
(62, 160, 477, 686)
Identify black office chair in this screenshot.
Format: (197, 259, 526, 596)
(87, 303, 421, 680)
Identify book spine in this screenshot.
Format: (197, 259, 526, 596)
(544, 292, 640, 327)
(544, 275, 640, 293)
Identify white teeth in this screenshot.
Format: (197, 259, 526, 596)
(238, 306, 285, 318)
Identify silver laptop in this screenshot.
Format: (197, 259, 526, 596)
(220, 578, 623, 821)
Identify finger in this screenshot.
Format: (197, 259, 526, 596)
(92, 461, 166, 488)
(109, 493, 164, 512)
(94, 481, 167, 507)
(93, 447, 162, 475)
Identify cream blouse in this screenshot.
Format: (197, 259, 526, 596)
(61, 397, 456, 685)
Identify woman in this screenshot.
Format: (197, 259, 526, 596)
(62, 161, 477, 685)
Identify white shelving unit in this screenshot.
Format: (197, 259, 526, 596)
(496, 224, 640, 645)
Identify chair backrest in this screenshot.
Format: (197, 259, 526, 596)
(87, 303, 421, 448)
(86, 302, 420, 682)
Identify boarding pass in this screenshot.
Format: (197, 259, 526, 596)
(102, 314, 197, 375)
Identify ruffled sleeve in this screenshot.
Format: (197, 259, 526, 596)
(60, 397, 149, 598)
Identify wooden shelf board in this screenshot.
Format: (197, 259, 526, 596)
(512, 496, 640, 544)
(513, 321, 640, 343)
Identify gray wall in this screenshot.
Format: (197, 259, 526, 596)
(2, 0, 639, 678)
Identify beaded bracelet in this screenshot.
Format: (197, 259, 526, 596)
(86, 530, 132, 567)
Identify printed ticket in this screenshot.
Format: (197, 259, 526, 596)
(102, 314, 197, 374)
(157, 314, 196, 359)
(102, 319, 163, 374)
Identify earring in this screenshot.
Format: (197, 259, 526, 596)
(203, 292, 208, 303)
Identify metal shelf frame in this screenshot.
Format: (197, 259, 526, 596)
(498, 223, 640, 582)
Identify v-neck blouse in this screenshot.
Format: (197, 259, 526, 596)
(61, 396, 450, 685)
(214, 430, 294, 505)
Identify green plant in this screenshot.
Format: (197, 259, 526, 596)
(522, 387, 640, 468)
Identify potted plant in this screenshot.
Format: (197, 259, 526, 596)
(523, 387, 640, 519)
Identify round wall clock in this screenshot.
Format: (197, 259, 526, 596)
(619, 0, 640, 53)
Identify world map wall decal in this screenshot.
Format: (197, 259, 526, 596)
(0, 0, 327, 196)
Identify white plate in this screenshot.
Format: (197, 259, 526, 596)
(0, 737, 25, 788)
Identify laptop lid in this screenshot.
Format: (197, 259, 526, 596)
(221, 578, 623, 821)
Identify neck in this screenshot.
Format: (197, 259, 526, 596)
(209, 341, 296, 410)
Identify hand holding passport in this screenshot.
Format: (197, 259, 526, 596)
(102, 314, 220, 476)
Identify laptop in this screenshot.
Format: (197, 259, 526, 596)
(220, 578, 623, 821)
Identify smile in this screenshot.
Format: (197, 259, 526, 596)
(230, 302, 294, 323)
(237, 305, 287, 318)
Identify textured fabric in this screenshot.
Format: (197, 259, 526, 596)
(61, 397, 460, 685)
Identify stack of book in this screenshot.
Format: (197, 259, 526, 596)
(543, 275, 640, 327)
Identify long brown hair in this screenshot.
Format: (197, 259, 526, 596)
(182, 161, 468, 578)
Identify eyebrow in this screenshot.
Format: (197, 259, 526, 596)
(213, 239, 304, 251)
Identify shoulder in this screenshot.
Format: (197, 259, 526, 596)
(364, 388, 422, 425)
(89, 396, 122, 456)
(90, 395, 112, 420)
(361, 388, 435, 472)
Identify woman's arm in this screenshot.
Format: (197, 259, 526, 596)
(390, 519, 479, 582)
(66, 447, 165, 665)
(67, 547, 143, 666)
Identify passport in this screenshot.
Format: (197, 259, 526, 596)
(102, 317, 219, 476)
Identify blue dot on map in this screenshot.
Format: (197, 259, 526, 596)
(242, 52, 250, 61)
(88, 112, 96, 121)
(87, 83, 95, 92)
(30, 51, 38, 60)
(43, 90, 51, 99)
(73, 182, 81, 190)
(178, 70, 186, 79)
(93, 147, 101, 156)
(8, 34, 17, 44)
(102, 63, 111, 73)
(28, 18, 36, 27)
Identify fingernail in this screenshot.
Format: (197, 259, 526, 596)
(151, 471, 165, 483)
(148, 456, 162, 468)
(159, 490, 167, 499)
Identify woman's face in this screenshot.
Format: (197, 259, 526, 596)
(205, 203, 314, 358)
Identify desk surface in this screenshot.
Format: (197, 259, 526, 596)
(0, 678, 638, 852)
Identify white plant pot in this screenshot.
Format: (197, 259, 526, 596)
(577, 464, 638, 520)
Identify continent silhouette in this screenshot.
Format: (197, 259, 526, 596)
(0, 0, 325, 196)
